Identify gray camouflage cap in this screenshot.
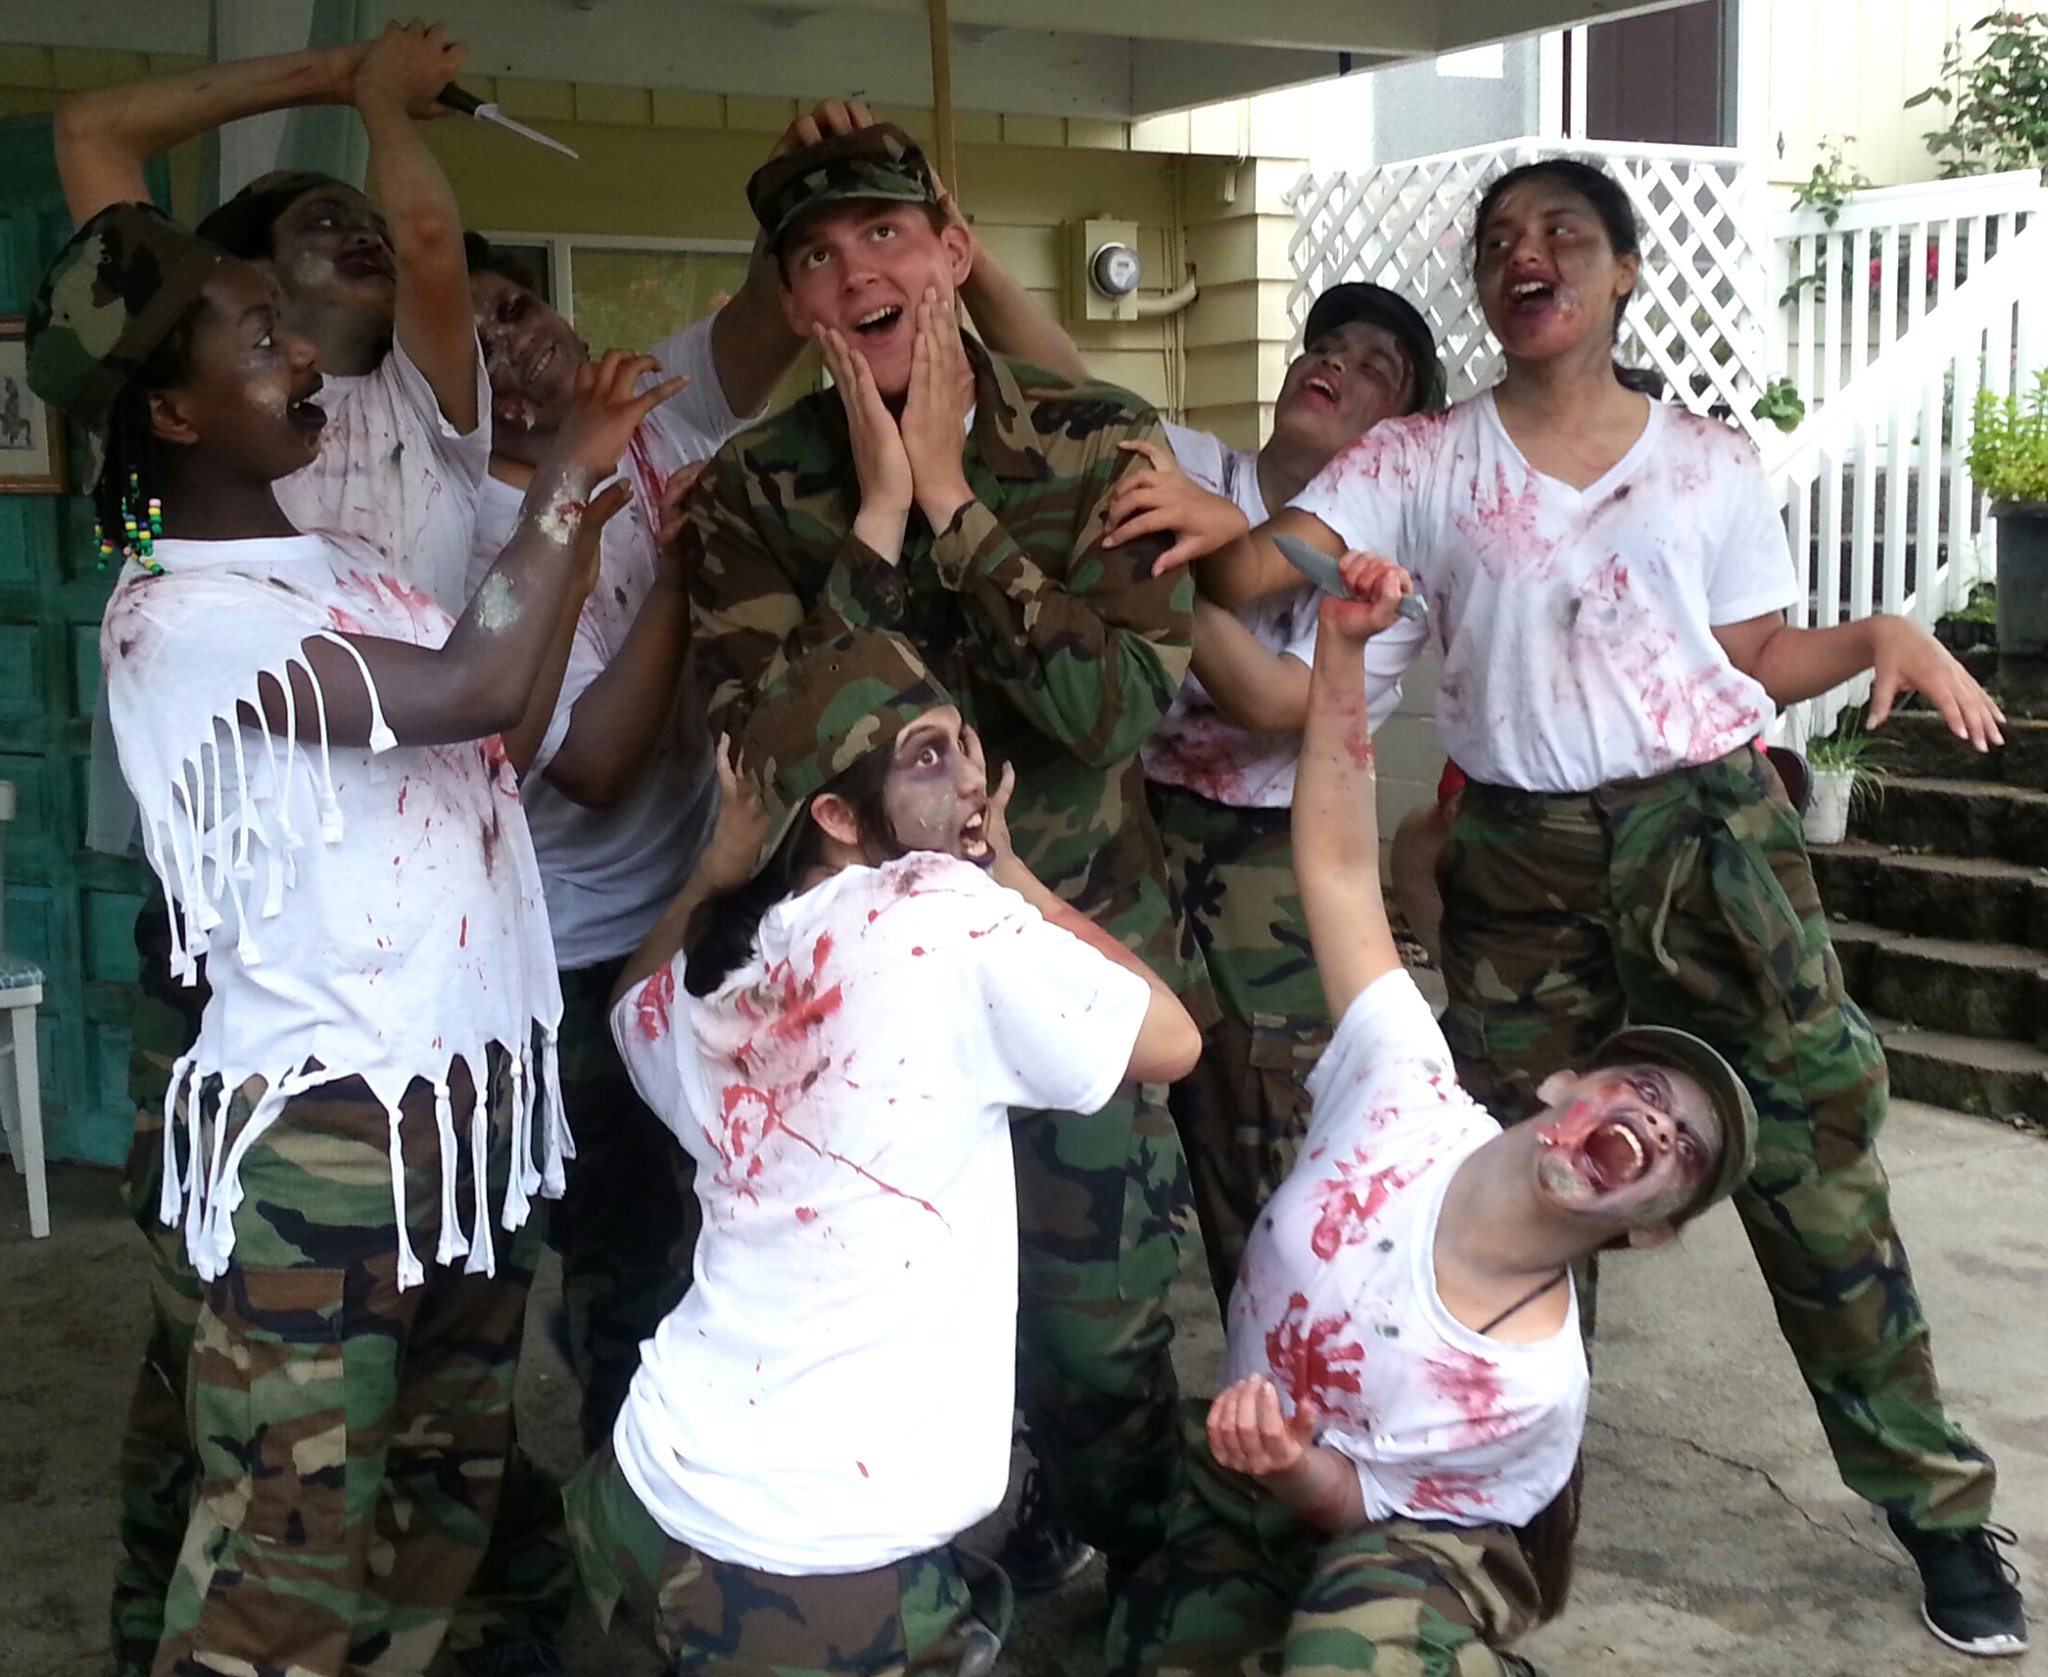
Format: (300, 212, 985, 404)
(748, 124, 942, 252)
(27, 202, 227, 428)
(738, 620, 955, 870)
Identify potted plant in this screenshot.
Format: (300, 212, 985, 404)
(1801, 714, 1891, 847)
(1967, 375, 2048, 658)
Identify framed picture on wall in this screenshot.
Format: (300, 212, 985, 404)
(0, 316, 66, 494)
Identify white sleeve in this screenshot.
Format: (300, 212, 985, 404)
(610, 966, 703, 1146)
(387, 330, 492, 496)
(949, 878, 1153, 1118)
(637, 315, 748, 470)
(1289, 423, 1417, 563)
(1338, 1382, 1587, 1528)
(1305, 970, 1461, 1140)
(1162, 421, 1229, 495)
(1705, 439, 1803, 627)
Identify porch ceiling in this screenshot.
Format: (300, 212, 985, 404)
(0, 0, 1700, 121)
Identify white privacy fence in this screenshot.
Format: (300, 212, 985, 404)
(1287, 142, 2048, 740)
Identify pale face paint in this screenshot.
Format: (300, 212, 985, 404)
(526, 475, 588, 547)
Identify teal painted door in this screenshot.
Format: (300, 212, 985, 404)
(0, 117, 168, 1166)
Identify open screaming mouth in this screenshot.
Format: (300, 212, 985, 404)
(1579, 1120, 1648, 1191)
(854, 305, 903, 337)
(960, 807, 990, 859)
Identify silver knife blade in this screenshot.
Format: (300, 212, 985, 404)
(1271, 532, 1428, 620)
(475, 103, 580, 160)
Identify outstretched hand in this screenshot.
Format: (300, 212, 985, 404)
(1867, 616, 2006, 749)
(554, 351, 688, 479)
(1208, 1376, 1318, 1480)
(1103, 438, 1250, 574)
(703, 735, 771, 891)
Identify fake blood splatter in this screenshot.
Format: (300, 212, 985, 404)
(636, 963, 676, 1041)
(1406, 1470, 1490, 1517)
(1453, 462, 1556, 582)
(1423, 1348, 1514, 1447)
(1308, 1151, 1415, 1260)
(1264, 1291, 1365, 1412)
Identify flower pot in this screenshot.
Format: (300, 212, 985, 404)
(1803, 768, 1856, 846)
(1991, 500, 2048, 658)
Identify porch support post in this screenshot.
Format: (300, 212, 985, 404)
(928, 0, 957, 195)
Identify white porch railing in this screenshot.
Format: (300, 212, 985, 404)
(1285, 140, 2048, 743)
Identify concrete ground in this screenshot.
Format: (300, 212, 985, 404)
(2, 1098, 2042, 1677)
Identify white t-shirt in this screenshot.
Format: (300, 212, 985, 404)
(102, 534, 565, 1289)
(1143, 423, 1418, 808)
(1290, 393, 1800, 793)
(610, 854, 1150, 1574)
(1225, 969, 1587, 1528)
(469, 318, 746, 970)
(277, 334, 493, 616)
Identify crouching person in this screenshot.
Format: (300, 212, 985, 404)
(1107, 558, 1757, 1677)
(576, 626, 1200, 1674)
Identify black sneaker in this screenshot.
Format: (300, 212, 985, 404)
(996, 1466, 1097, 1596)
(1887, 1515, 2029, 1657)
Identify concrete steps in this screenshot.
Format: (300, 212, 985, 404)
(1813, 714, 2048, 1126)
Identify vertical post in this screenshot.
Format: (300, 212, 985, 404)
(928, 0, 957, 198)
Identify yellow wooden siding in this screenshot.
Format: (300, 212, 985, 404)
(1764, 0, 1985, 188)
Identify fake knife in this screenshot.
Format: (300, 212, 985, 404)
(436, 84, 580, 160)
(1272, 531, 1428, 622)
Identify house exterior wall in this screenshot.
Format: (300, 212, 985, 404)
(1761, 0, 1985, 188)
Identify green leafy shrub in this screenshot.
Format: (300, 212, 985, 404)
(1907, 12, 2048, 177)
(1969, 371, 2048, 503)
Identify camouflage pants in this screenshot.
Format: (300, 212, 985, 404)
(563, 1445, 1004, 1677)
(1013, 1080, 1192, 1583)
(111, 904, 572, 1675)
(1107, 1406, 1541, 1677)
(152, 1065, 544, 1677)
(1438, 742, 1996, 1531)
(1151, 786, 1329, 1308)
(550, 955, 701, 1453)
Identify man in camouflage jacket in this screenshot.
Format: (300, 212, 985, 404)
(686, 123, 1203, 1583)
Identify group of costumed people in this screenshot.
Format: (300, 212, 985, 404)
(26, 20, 2027, 1677)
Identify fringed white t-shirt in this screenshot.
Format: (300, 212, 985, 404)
(101, 531, 566, 1289)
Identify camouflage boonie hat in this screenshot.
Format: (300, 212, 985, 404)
(748, 123, 942, 251)
(738, 623, 955, 871)
(1589, 1025, 1757, 1218)
(28, 202, 228, 429)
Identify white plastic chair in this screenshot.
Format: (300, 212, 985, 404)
(0, 781, 48, 1238)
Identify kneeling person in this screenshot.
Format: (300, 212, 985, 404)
(579, 629, 1199, 1673)
(1109, 559, 1755, 1677)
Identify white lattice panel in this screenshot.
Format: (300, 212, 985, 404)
(1286, 138, 1776, 445)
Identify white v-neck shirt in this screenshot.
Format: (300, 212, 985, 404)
(1291, 393, 1799, 793)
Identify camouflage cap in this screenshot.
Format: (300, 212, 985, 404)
(195, 169, 345, 260)
(27, 202, 228, 428)
(748, 123, 941, 252)
(738, 623, 955, 871)
(1589, 1025, 1757, 1218)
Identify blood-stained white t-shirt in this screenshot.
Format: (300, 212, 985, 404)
(1143, 423, 1418, 808)
(278, 334, 492, 616)
(1290, 393, 1800, 793)
(610, 853, 1150, 1573)
(469, 319, 744, 969)
(1225, 969, 1587, 1528)
(102, 533, 564, 1291)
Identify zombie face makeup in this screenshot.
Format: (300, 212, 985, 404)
(265, 185, 397, 336)
(470, 269, 588, 450)
(155, 261, 327, 485)
(779, 202, 972, 402)
(1272, 321, 1414, 461)
(878, 706, 993, 866)
(1473, 180, 1639, 362)
(1531, 1062, 1720, 1226)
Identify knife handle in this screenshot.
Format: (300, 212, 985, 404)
(435, 83, 484, 116)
